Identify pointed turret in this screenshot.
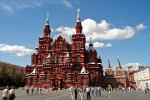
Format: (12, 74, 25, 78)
(116, 56, 122, 69)
(46, 52, 51, 59)
(43, 12, 51, 37)
(107, 58, 111, 68)
(105, 58, 113, 76)
(88, 37, 94, 51)
(89, 37, 93, 46)
(75, 9, 82, 34)
(33, 47, 38, 55)
(66, 52, 70, 57)
(80, 67, 88, 74)
(77, 8, 80, 22)
(31, 68, 37, 74)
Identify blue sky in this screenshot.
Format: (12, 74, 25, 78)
(0, 0, 149, 68)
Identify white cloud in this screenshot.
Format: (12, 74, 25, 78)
(62, 0, 73, 8)
(86, 42, 112, 48)
(55, 18, 145, 48)
(55, 18, 146, 41)
(136, 23, 146, 30)
(82, 18, 145, 41)
(0, 44, 33, 56)
(0, 0, 38, 13)
(0, 1, 15, 13)
(56, 26, 75, 35)
(0, 0, 73, 13)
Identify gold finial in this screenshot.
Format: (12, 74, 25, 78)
(77, 8, 80, 22)
(45, 12, 49, 25)
(89, 37, 92, 44)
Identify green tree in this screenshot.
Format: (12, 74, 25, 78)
(0, 75, 2, 86)
(1, 72, 14, 86)
(14, 74, 25, 87)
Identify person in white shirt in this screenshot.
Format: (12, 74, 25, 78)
(69, 86, 74, 100)
(86, 86, 91, 100)
(9, 86, 16, 100)
(2, 86, 9, 100)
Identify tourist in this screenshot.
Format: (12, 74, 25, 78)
(39, 87, 42, 94)
(91, 87, 94, 96)
(35, 87, 39, 95)
(108, 86, 111, 94)
(74, 86, 78, 100)
(94, 87, 97, 96)
(31, 87, 34, 95)
(2, 86, 9, 100)
(79, 87, 84, 100)
(45, 87, 48, 94)
(86, 86, 91, 100)
(97, 87, 101, 96)
(9, 86, 16, 100)
(70, 86, 74, 100)
(26, 86, 29, 95)
(128, 87, 131, 92)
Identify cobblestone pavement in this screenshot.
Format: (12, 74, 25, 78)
(0, 88, 150, 100)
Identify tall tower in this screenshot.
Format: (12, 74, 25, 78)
(37, 13, 53, 64)
(43, 12, 51, 37)
(72, 9, 86, 66)
(87, 37, 97, 62)
(76, 9, 82, 34)
(115, 56, 122, 69)
(108, 58, 111, 68)
(114, 56, 125, 76)
(105, 58, 113, 76)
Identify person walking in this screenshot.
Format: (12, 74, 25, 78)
(86, 86, 91, 100)
(31, 87, 34, 95)
(26, 86, 29, 95)
(9, 86, 16, 100)
(74, 87, 78, 100)
(79, 87, 84, 100)
(98, 87, 101, 96)
(70, 86, 74, 100)
(2, 86, 9, 100)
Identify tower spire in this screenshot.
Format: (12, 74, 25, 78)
(107, 58, 111, 68)
(45, 12, 49, 25)
(89, 37, 93, 46)
(75, 9, 82, 34)
(88, 37, 94, 51)
(77, 8, 80, 22)
(43, 12, 51, 37)
(116, 56, 122, 68)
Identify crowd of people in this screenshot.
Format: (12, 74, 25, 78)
(25, 86, 49, 95)
(2, 86, 16, 100)
(69, 86, 102, 100)
(1, 85, 149, 100)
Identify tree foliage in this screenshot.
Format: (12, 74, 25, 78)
(0, 72, 25, 87)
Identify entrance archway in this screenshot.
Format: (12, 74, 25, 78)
(117, 83, 124, 90)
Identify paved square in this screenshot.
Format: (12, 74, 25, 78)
(1, 89, 150, 100)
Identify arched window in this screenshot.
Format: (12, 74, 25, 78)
(58, 57, 61, 63)
(44, 72, 48, 81)
(59, 42, 62, 50)
(54, 56, 57, 63)
(76, 55, 80, 62)
(41, 53, 45, 64)
(77, 42, 80, 49)
(36, 74, 39, 82)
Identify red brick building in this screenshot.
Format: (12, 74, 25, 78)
(26, 10, 103, 89)
(0, 62, 25, 76)
(104, 58, 136, 89)
(26, 10, 136, 89)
